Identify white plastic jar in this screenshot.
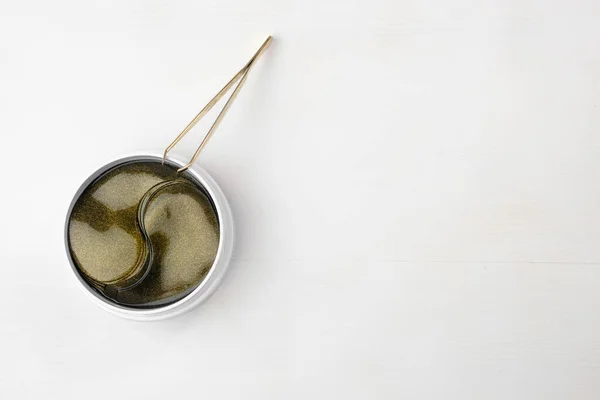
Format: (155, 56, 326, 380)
(64, 154, 234, 321)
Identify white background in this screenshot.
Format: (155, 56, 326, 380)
(1, 0, 600, 398)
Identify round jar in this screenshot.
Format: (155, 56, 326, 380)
(64, 154, 234, 321)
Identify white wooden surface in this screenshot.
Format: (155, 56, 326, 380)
(1, 0, 600, 398)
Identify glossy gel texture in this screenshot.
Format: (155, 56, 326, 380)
(67, 161, 220, 307)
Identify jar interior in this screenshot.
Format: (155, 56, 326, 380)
(67, 158, 220, 308)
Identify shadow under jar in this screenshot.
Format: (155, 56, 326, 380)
(65, 155, 233, 320)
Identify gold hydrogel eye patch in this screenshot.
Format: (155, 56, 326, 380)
(67, 160, 220, 307)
